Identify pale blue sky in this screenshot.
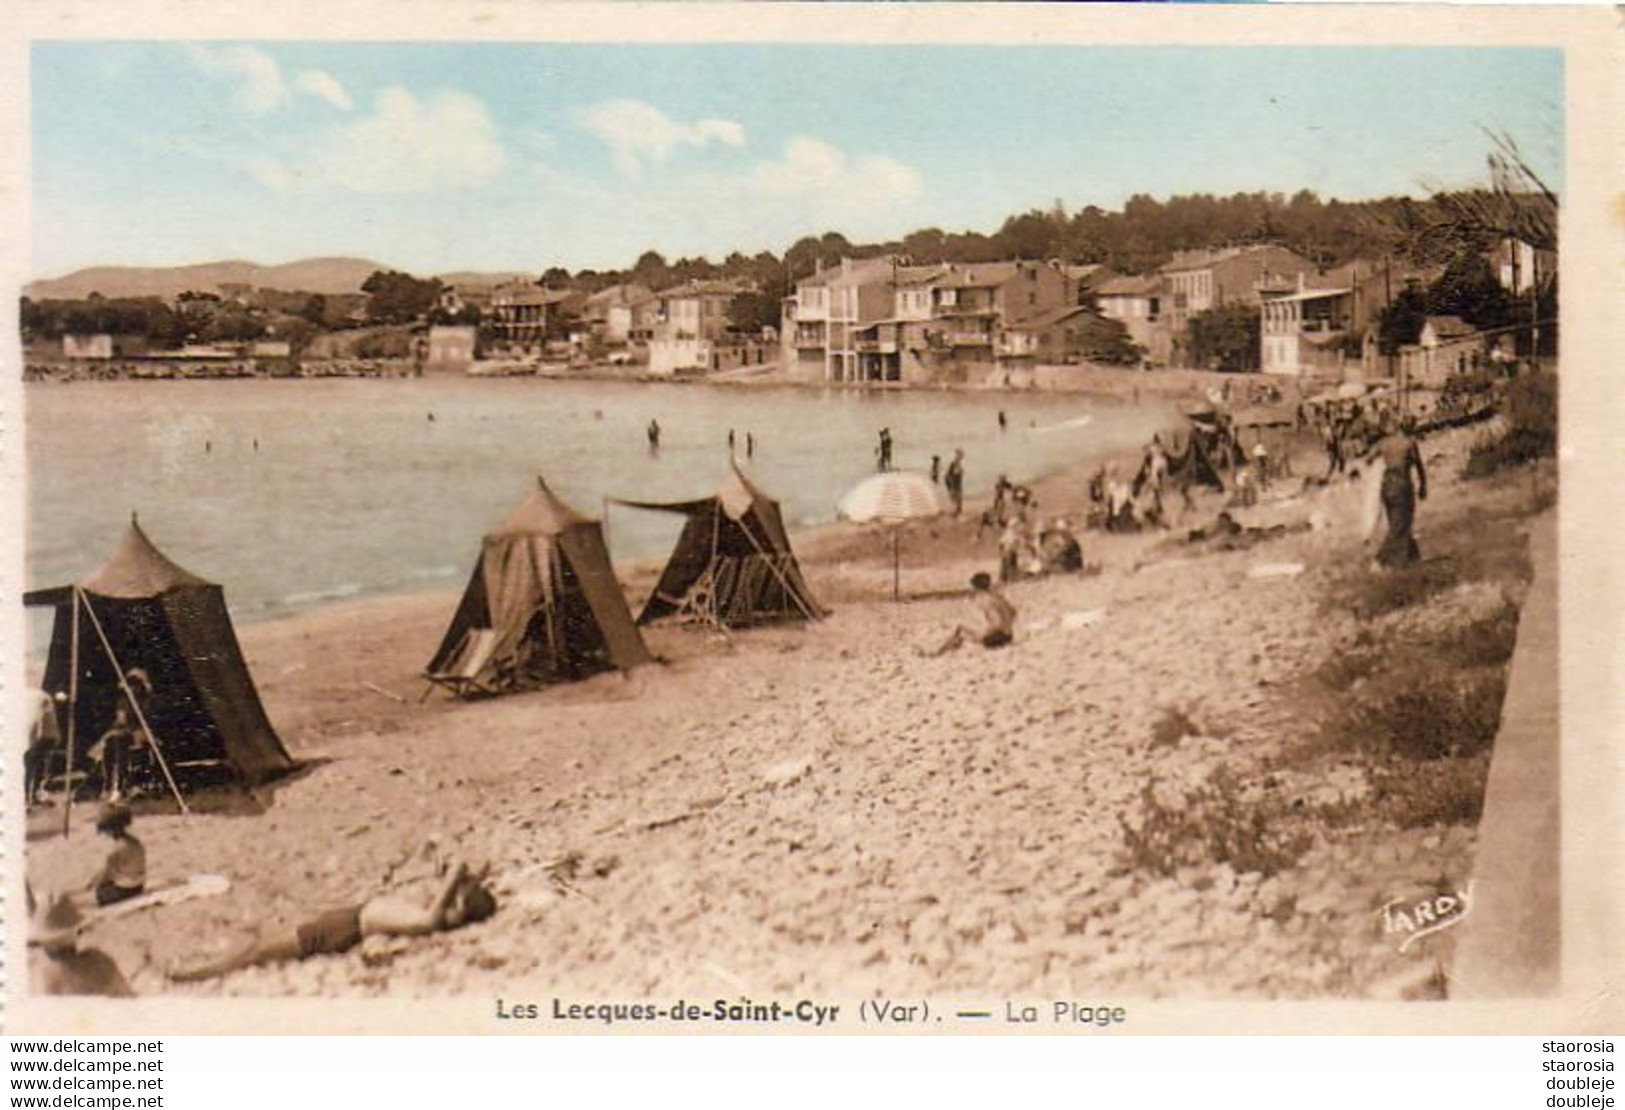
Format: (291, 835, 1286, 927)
(31, 43, 1562, 278)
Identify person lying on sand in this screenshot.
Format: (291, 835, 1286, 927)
(921, 573, 1016, 656)
(167, 862, 496, 982)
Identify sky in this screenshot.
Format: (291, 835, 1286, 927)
(29, 43, 1563, 279)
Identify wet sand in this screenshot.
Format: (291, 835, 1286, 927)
(26, 421, 1541, 1001)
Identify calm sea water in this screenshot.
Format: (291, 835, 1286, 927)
(25, 378, 1174, 625)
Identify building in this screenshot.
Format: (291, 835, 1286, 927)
(654, 280, 743, 344)
(1159, 245, 1318, 366)
(1400, 315, 1482, 389)
(425, 325, 477, 369)
(784, 257, 902, 382)
(1094, 274, 1164, 363)
(787, 258, 1077, 383)
(998, 305, 1133, 366)
(1064, 263, 1115, 304)
(581, 283, 654, 345)
(1489, 237, 1557, 297)
(1259, 283, 1354, 377)
(62, 333, 115, 360)
(488, 283, 585, 349)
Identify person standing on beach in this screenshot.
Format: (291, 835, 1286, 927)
(26, 690, 63, 807)
(876, 428, 893, 472)
(930, 455, 941, 484)
(728, 428, 736, 452)
(747, 432, 755, 458)
(922, 573, 1016, 656)
(998, 409, 1008, 432)
(1371, 416, 1428, 568)
(944, 449, 965, 516)
(647, 419, 661, 455)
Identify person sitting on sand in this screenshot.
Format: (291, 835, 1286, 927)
(167, 861, 496, 983)
(922, 573, 1016, 656)
(88, 801, 146, 907)
(1040, 519, 1084, 574)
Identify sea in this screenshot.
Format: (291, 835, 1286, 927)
(24, 377, 1176, 630)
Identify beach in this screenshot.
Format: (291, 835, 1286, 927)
(25, 418, 1551, 1001)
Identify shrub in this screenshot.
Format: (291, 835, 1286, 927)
(1465, 369, 1556, 477)
(1149, 705, 1202, 749)
(1368, 753, 1493, 829)
(1119, 768, 1313, 879)
(1330, 558, 1463, 620)
(1331, 668, 1507, 761)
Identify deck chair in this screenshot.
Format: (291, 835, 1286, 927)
(422, 627, 503, 700)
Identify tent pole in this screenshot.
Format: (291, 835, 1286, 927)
(892, 529, 901, 602)
(64, 588, 81, 837)
(738, 517, 819, 622)
(80, 596, 191, 818)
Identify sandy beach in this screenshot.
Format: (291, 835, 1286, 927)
(25, 418, 1550, 1002)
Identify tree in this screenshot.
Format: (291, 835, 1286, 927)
(632, 251, 669, 288)
(728, 276, 789, 335)
(1186, 303, 1259, 372)
(1427, 252, 1516, 330)
(203, 309, 265, 344)
(361, 270, 442, 325)
(539, 267, 572, 287)
(1376, 283, 1429, 356)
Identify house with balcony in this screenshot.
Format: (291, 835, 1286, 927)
(1259, 282, 1354, 377)
(1159, 245, 1318, 367)
(489, 283, 584, 351)
(783, 256, 905, 382)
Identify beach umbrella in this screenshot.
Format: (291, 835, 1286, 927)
(837, 470, 951, 601)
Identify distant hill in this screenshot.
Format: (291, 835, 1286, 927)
(25, 259, 545, 301)
(434, 271, 536, 290)
(26, 257, 393, 301)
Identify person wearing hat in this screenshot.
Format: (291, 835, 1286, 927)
(88, 800, 146, 907)
(29, 887, 134, 997)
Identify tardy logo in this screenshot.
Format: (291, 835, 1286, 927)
(1378, 881, 1474, 952)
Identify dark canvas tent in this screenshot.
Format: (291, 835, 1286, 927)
(614, 464, 825, 628)
(24, 517, 295, 794)
(425, 478, 651, 697)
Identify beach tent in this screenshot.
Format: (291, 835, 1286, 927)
(425, 478, 652, 697)
(23, 516, 295, 809)
(614, 464, 825, 628)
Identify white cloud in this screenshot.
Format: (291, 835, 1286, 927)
(576, 99, 745, 176)
(745, 137, 922, 202)
(186, 44, 288, 115)
(258, 87, 506, 194)
(294, 69, 353, 112)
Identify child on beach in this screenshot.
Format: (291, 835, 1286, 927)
(921, 573, 1016, 656)
(88, 800, 146, 907)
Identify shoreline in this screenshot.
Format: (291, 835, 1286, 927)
(24, 357, 1314, 407)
